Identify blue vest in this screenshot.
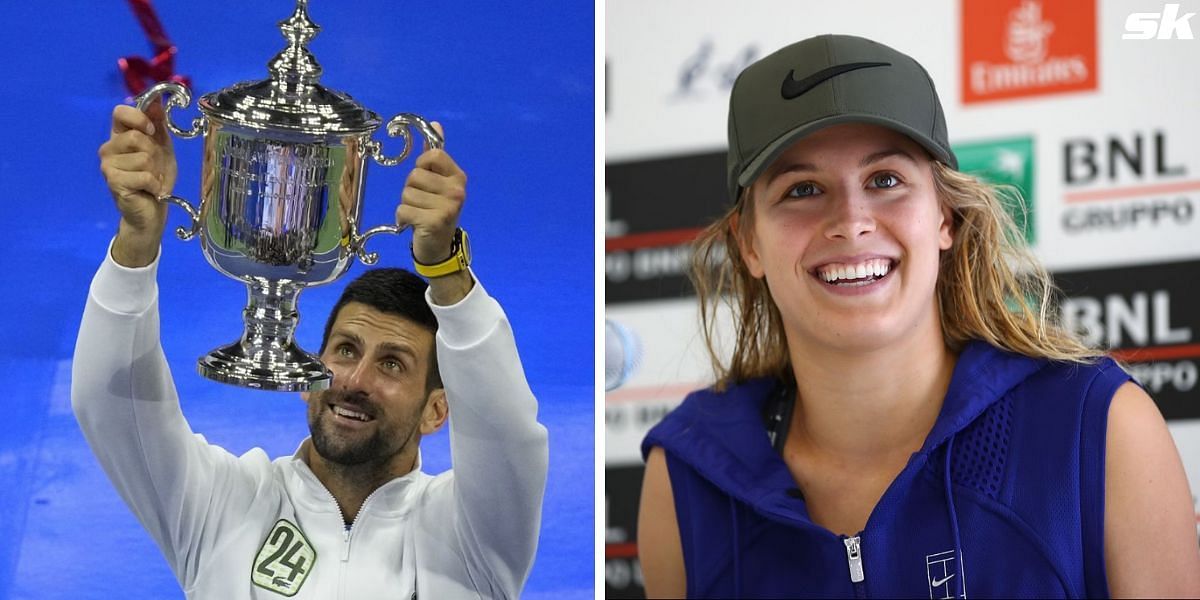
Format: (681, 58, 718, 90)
(642, 341, 1132, 598)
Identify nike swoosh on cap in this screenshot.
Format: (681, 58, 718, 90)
(780, 62, 891, 100)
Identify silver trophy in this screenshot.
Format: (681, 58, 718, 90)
(134, 0, 442, 392)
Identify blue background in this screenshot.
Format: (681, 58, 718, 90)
(0, 1, 594, 598)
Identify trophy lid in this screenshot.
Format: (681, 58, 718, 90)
(198, 0, 381, 136)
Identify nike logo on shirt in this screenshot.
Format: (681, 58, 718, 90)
(931, 573, 955, 587)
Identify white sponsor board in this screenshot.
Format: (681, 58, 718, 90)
(606, 0, 1200, 268)
(605, 298, 730, 465)
(606, 0, 955, 163)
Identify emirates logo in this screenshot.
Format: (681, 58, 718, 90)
(1005, 1, 1055, 64)
(961, 0, 1097, 104)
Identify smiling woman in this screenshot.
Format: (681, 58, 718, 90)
(636, 34, 1200, 598)
(737, 124, 953, 356)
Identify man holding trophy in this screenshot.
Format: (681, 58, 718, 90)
(75, 103, 548, 598)
(72, 6, 548, 593)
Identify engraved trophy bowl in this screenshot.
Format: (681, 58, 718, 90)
(134, 0, 442, 392)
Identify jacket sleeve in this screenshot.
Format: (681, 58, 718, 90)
(426, 275, 550, 599)
(70, 244, 269, 589)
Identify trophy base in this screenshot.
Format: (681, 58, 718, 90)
(197, 341, 332, 392)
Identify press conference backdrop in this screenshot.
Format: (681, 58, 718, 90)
(605, 0, 1200, 596)
(0, 2, 593, 599)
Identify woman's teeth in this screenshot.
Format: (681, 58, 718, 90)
(818, 259, 893, 285)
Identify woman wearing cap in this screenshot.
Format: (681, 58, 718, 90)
(638, 35, 1200, 598)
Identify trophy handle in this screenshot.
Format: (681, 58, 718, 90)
(133, 81, 206, 139)
(133, 82, 204, 241)
(365, 113, 445, 167)
(160, 194, 202, 241)
(350, 223, 411, 266)
(353, 113, 442, 263)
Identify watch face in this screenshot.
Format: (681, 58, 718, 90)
(460, 230, 472, 263)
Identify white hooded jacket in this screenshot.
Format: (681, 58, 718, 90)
(72, 246, 549, 599)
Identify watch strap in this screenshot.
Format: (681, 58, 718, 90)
(413, 228, 470, 278)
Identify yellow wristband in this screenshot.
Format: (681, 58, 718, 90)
(413, 228, 471, 278)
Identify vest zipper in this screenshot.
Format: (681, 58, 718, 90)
(843, 535, 866, 597)
(843, 536, 864, 582)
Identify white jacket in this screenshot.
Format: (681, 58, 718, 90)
(72, 247, 549, 599)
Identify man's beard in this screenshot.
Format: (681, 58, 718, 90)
(307, 389, 421, 467)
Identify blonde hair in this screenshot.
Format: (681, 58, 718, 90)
(691, 161, 1099, 389)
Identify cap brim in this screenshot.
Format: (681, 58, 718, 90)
(736, 114, 958, 193)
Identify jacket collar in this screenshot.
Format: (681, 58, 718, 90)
(917, 341, 1045, 456)
(286, 438, 429, 518)
(649, 341, 1046, 522)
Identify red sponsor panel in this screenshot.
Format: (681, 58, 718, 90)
(962, 0, 1097, 104)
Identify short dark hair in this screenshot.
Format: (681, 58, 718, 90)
(320, 268, 442, 391)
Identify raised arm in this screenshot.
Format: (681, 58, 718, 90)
(428, 277, 549, 598)
(73, 104, 268, 588)
(398, 124, 548, 597)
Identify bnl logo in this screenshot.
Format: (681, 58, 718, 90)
(1124, 4, 1196, 39)
(926, 550, 966, 599)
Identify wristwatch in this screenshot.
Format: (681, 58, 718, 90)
(413, 228, 471, 278)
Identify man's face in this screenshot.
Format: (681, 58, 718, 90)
(302, 302, 445, 467)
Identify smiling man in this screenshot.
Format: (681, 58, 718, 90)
(73, 104, 549, 599)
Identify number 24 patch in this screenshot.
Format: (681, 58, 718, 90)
(252, 519, 316, 596)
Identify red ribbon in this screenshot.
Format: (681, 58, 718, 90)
(119, 0, 191, 96)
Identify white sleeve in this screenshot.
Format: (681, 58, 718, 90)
(427, 275, 550, 599)
(70, 242, 269, 589)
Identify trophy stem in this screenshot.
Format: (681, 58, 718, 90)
(242, 278, 304, 352)
(196, 278, 332, 392)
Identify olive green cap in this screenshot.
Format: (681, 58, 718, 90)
(727, 34, 957, 201)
